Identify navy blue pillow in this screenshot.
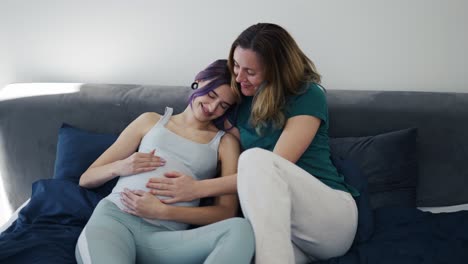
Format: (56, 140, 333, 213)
(331, 156, 374, 244)
(53, 123, 119, 196)
(330, 128, 418, 210)
(0, 179, 103, 263)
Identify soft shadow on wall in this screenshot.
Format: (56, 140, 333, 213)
(0, 171, 12, 227)
(0, 83, 83, 227)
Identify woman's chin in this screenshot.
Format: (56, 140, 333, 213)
(241, 87, 256, 96)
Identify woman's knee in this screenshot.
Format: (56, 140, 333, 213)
(238, 148, 271, 168)
(238, 148, 278, 187)
(223, 217, 255, 247)
(238, 148, 276, 181)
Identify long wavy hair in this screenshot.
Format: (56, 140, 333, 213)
(189, 59, 240, 129)
(228, 23, 321, 133)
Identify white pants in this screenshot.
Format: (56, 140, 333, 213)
(237, 148, 358, 264)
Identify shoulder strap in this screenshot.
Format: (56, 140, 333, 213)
(158, 107, 173, 126)
(208, 130, 226, 150)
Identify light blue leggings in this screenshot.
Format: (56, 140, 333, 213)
(76, 199, 255, 264)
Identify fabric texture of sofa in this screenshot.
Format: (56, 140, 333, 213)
(1, 83, 468, 263)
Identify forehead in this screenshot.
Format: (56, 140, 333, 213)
(233, 47, 263, 70)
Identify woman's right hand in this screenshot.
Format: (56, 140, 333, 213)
(116, 149, 166, 176)
(146, 171, 199, 203)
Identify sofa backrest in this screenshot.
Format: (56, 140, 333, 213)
(0, 84, 191, 210)
(327, 89, 468, 208)
(1, 83, 467, 210)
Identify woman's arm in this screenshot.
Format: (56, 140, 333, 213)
(147, 122, 239, 201)
(149, 171, 237, 204)
(164, 133, 240, 224)
(79, 113, 165, 188)
(147, 116, 320, 201)
(272, 115, 321, 163)
(121, 133, 241, 225)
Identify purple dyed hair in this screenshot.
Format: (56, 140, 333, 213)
(188, 59, 238, 129)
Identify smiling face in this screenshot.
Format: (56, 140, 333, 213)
(191, 81, 237, 122)
(232, 47, 266, 97)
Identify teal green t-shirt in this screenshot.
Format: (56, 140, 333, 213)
(236, 83, 359, 196)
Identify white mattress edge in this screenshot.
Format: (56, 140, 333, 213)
(0, 199, 30, 234)
(417, 203, 468, 213)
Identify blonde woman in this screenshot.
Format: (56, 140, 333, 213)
(148, 24, 360, 263)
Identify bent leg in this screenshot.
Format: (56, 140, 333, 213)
(135, 217, 255, 264)
(76, 199, 137, 264)
(203, 218, 255, 264)
(237, 148, 357, 263)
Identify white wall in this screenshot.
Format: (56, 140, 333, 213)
(1, 0, 467, 92)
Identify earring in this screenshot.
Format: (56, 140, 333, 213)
(191, 82, 199, 90)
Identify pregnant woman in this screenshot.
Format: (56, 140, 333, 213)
(75, 59, 254, 264)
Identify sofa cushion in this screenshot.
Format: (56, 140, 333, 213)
(53, 123, 118, 195)
(332, 156, 374, 243)
(330, 128, 418, 209)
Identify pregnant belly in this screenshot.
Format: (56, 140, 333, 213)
(110, 155, 195, 201)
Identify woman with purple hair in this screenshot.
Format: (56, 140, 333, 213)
(75, 59, 255, 264)
(148, 24, 360, 263)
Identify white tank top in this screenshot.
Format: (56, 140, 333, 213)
(106, 107, 225, 230)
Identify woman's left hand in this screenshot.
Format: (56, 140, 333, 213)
(120, 188, 167, 219)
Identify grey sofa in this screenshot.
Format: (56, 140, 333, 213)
(1, 83, 468, 263)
